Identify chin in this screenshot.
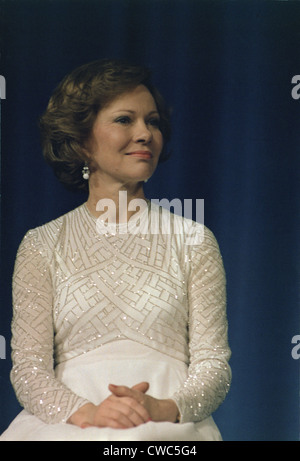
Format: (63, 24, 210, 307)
(129, 173, 154, 184)
(123, 167, 156, 185)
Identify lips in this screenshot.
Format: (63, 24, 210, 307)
(126, 151, 153, 159)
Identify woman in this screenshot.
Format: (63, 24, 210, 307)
(1, 59, 231, 441)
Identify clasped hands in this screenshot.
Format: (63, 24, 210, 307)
(68, 381, 179, 429)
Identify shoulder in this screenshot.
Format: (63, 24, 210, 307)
(17, 205, 84, 256)
(149, 201, 219, 248)
(149, 202, 224, 271)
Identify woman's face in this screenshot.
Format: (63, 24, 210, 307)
(86, 84, 164, 187)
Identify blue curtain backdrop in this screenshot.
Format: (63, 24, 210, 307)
(0, 0, 299, 441)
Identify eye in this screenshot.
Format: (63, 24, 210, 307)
(115, 116, 132, 125)
(147, 117, 160, 128)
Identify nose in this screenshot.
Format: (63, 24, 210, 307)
(133, 120, 153, 144)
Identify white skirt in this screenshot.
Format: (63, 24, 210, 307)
(1, 340, 222, 441)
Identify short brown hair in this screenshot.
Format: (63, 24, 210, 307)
(39, 59, 171, 192)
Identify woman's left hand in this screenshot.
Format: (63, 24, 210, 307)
(108, 382, 179, 423)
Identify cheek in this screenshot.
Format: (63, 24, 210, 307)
(103, 130, 132, 151)
(156, 132, 164, 153)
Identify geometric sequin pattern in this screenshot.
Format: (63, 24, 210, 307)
(10, 203, 231, 424)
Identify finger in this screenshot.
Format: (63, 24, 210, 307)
(94, 403, 135, 429)
(108, 394, 151, 424)
(121, 405, 149, 427)
(119, 396, 151, 423)
(108, 384, 132, 397)
(108, 384, 146, 407)
(95, 415, 131, 430)
(108, 387, 151, 422)
(109, 383, 149, 399)
(81, 422, 94, 429)
(96, 400, 148, 428)
(131, 381, 149, 393)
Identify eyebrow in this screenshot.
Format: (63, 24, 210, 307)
(112, 109, 160, 116)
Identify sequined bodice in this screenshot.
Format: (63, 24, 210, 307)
(52, 204, 189, 365)
(10, 203, 231, 424)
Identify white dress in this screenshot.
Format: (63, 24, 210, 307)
(1, 202, 231, 441)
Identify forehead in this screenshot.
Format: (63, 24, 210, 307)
(103, 85, 158, 113)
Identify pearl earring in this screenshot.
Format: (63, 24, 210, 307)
(82, 162, 90, 180)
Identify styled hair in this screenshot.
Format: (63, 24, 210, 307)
(39, 59, 171, 192)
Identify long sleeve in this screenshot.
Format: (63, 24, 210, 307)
(10, 205, 231, 428)
(10, 230, 89, 424)
(171, 227, 231, 423)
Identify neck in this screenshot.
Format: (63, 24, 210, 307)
(86, 181, 147, 223)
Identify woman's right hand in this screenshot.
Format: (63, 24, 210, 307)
(67, 382, 151, 429)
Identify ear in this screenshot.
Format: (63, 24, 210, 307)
(81, 146, 92, 160)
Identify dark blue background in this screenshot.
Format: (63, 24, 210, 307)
(0, 0, 299, 440)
